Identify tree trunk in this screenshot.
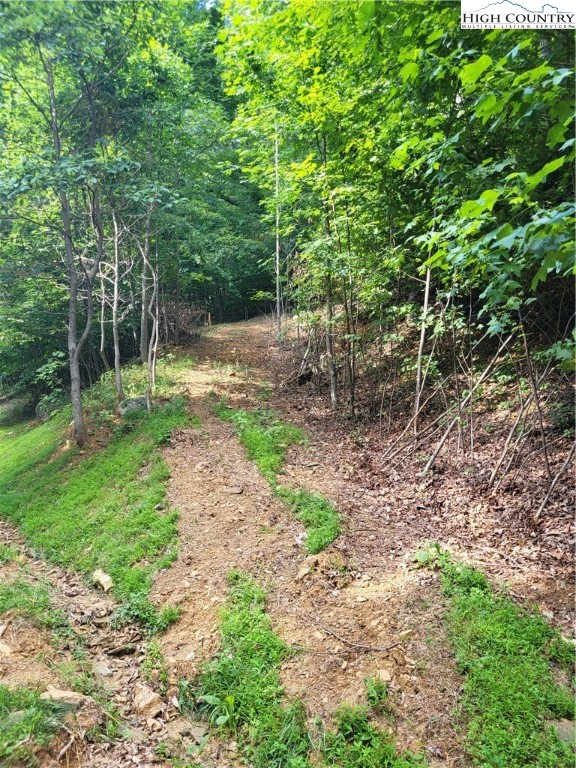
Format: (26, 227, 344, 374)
(140, 229, 149, 364)
(413, 266, 431, 434)
(274, 123, 283, 349)
(111, 210, 124, 403)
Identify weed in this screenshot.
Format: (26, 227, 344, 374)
(437, 555, 575, 767)
(0, 396, 188, 631)
(142, 640, 170, 695)
(276, 486, 341, 554)
(112, 592, 181, 636)
(364, 677, 389, 711)
(0, 684, 67, 767)
(0, 578, 67, 630)
(321, 705, 423, 768)
(0, 543, 18, 563)
(181, 571, 420, 768)
(214, 401, 305, 482)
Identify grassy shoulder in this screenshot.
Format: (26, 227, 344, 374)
(419, 545, 575, 768)
(213, 400, 341, 554)
(180, 571, 423, 768)
(0, 356, 195, 630)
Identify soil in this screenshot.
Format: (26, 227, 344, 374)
(1, 317, 573, 768)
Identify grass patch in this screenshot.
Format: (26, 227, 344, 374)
(321, 705, 423, 767)
(276, 487, 341, 555)
(213, 400, 341, 553)
(0, 578, 67, 631)
(0, 685, 68, 767)
(426, 547, 575, 768)
(213, 402, 304, 483)
(0, 543, 18, 563)
(0, 368, 191, 631)
(180, 571, 421, 768)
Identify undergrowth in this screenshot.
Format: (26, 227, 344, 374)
(180, 571, 422, 768)
(0, 685, 67, 767)
(419, 544, 575, 768)
(213, 399, 341, 553)
(0, 360, 194, 631)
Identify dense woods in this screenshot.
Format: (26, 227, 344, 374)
(0, 0, 574, 468)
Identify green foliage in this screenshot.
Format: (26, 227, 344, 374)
(181, 571, 310, 768)
(321, 705, 423, 768)
(0, 395, 187, 631)
(142, 640, 170, 696)
(112, 593, 181, 637)
(0, 685, 67, 767)
(214, 400, 305, 482)
(0, 579, 66, 630)
(439, 558, 575, 767)
(182, 571, 419, 768)
(364, 677, 389, 712)
(276, 487, 341, 555)
(0, 543, 18, 563)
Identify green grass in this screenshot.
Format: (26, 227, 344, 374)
(213, 402, 305, 483)
(0, 360, 194, 631)
(0, 685, 68, 767)
(213, 400, 341, 553)
(0, 578, 68, 631)
(180, 571, 422, 768)
(276, 487, 341, 555)
(0, 543, 18, 563)
(321, 705, 423, 768)
(437, 554, 575, 768)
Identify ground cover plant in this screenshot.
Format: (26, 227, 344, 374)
(419, 545, 575, 767)
(213, 400, 341, 553)
(0, 685, 67, 767)
(181, 570, 422, 768)
(0, 359, 194, 631)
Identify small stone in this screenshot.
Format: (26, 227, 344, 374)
(166, 718, 193, 740)
(377, 669, 393, 683)
(356, 596, 368, 603)
(133, 683, 163, 718)
(547, 719, 576, 744)
(93, 661, 112, 677)
(223, 486, 243, 494)
(398, 629, 415, 641)
(190, 724, 208, 744)
(0, 641, 14, 656)
(41, 686, 87, 709)
(92, 569, 113, 592)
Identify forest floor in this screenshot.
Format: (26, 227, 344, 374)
(0, 317, 574, 768)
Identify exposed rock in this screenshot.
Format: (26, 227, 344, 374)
(0, 641, 14, 656)
(377, 668, 393, 683)
(92, 569, 113, 592)
(166, 718, 193, 740)
(296, 556, 318, 581)
(133, 683, 163, 718)
(547, 718, 575, 744)
(93, 661, 112, 677)
(117, 397, 148, 415)
(41, 686, 87, 709)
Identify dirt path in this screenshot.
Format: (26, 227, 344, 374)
(2, 318, 572, 768)
(148, 320, 467, 767)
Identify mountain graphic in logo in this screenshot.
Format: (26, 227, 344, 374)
(475, 1, 565, 12)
